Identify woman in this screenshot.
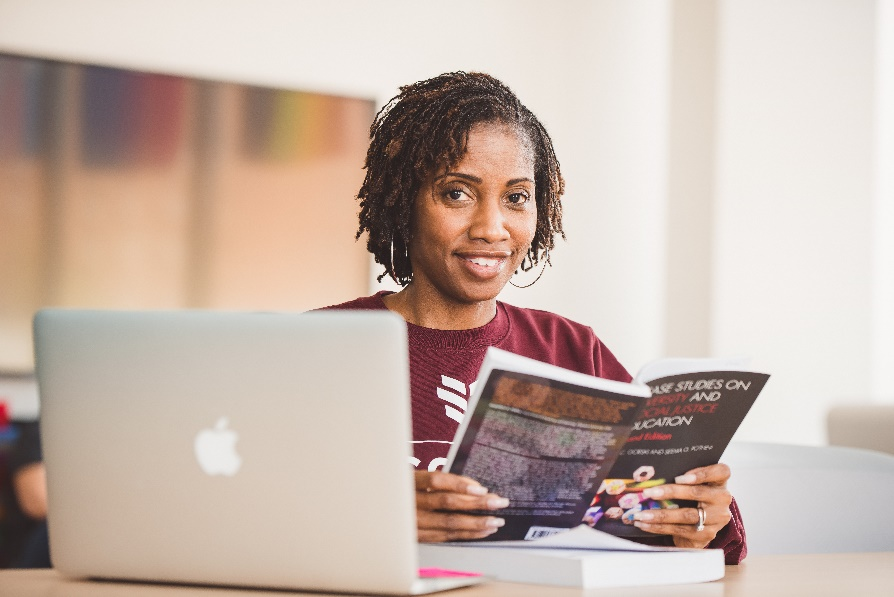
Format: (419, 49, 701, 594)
(326, 72, 745, 563)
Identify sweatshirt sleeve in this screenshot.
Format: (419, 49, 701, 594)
(593, 336, 633, 383)
(709, 496, 747, 564)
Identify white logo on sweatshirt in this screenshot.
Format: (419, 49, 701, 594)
(408, 375, 478, 471)
(437, 375, 477, 424)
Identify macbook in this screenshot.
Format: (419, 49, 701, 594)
(33, 309, 482, 594)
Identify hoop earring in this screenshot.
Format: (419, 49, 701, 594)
(509, 249, 549, 289)
(391, 241, 412, 286)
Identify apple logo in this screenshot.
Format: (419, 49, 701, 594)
(194, 417, 242, 476)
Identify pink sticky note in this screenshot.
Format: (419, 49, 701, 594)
(418, 567, 482, 578)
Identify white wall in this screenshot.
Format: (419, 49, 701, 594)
(872, 0, 894, 401)
(713, 0, 882, 444)
(665, 0, 718, 358)
(2, 0, 890, 444)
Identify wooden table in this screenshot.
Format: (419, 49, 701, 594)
(2, 552, 893, 597)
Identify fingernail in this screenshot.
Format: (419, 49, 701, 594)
(642, 487, 664, 498)
(633, 521, 650, 529)
(487, 497, 510, 509)
(675, 474, 697, 484)
(486, 517, 505, 528)
(634, 511, 654, 521)
(466, 485, 487, 496)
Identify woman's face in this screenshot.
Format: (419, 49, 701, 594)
(408, 122, 537, 306)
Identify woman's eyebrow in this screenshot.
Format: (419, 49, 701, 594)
(435, 172, 482, 183)
(435, 173, 534, 186)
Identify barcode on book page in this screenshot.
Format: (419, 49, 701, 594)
(524, 526, 566, 540)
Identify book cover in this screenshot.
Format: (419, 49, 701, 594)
(592, 368, 769, 537)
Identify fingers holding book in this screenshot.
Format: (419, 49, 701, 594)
(630, 463, 733, 549)
(415, 470, 510, 542)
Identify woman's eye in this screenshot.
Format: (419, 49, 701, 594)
(446, 189, 466, 201)
(507, 192, 529, 205)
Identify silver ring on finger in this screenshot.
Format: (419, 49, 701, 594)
(695, 506, 706, 532)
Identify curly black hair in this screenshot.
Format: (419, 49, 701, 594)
(356, 71, 565, 285)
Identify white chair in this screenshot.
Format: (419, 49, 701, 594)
(827, 404, 894, 456)
(722, 441, 894, 554)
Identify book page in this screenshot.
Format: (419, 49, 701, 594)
(634, 357, 751, 384)
(463, 524, 698, 552)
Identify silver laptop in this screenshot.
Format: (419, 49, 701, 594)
(34, 309, 482, 594)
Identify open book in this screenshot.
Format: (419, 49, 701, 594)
(443, 348, 770, 542)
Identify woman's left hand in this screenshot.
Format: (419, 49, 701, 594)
(631, 463, 732, 549)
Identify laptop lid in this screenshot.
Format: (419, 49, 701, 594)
(34, 309, 477, 594)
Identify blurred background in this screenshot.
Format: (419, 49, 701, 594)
(0, 0, 891, 451)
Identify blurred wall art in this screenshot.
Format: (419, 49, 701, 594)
(0, 53, 375, 371)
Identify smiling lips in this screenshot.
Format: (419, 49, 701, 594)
(458, 252, 510, 278)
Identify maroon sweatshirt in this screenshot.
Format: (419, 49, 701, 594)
(324, 291, 746, 563)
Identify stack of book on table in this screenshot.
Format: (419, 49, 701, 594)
(418, 524, 724, 588)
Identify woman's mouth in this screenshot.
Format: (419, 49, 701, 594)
(457, 253, 510, 278)
(467, 257, 502, 268)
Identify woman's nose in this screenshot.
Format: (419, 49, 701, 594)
(468, 198, 510, 242)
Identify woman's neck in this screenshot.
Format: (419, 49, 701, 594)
(382, 284, 497, 330)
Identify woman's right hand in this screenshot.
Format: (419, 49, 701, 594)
(415, 470, 510, 542)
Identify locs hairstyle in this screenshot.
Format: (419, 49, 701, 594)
(356, 71, 565, 285)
